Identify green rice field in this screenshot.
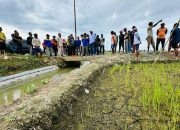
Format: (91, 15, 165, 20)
(53, 63, 180, 130)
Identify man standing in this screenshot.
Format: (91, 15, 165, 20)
(75, 36, 81, 56)
(44, 34, 52, 57)
(89, 31, 96, 56)
(156, 23, 168, 51)
(100, 34, 105, 55)
(51, 36, 58, 56)
(27, 32, 33, 54)
(111, 31, 116, 54)
(123, 28, 129, 54)
(69, 34, 75, 56)
(133, 27, 141, 60)
(119, 31, 124, 53)
(0, 27, 6, 55)
(114, 32, 118, 53)
(12, 30, 22, 54)
(128, 30, 132, 52)
(146, 20, 162, 52)
(57, 33, 64, 57)
(32, 33, 42, 58)
(95, 35, 100, 55)
(82, 34, 89, 56)
(131, 26, 136, 53)
(170, 23, 180, 59)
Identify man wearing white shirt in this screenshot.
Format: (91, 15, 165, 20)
(57, 33, 64, 56)
(133, 28, 141, 60)
(89, 31, 96, 55)
(32, 33, 42, 57)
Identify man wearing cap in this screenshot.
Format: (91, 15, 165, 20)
(146, 20, 162, 52)
(156, 23, 168, 51)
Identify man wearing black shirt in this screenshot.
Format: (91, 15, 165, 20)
(95, 35, 100, 55)
(119, 31, 125, 53)
(12, 30, 22, 54)
(27, 32, 33, 54)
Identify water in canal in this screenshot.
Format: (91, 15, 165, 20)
(0, 68, 74, 107)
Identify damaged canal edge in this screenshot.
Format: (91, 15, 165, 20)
(0, 59, 112, 130)
(0, 59, 179, 130)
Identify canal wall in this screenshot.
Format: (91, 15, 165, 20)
(0, 66, 59, 89)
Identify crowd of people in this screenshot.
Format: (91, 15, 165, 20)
(2, 30, 106, 58)
(0, 20, 179, 59)
(110, 20, 180, 59)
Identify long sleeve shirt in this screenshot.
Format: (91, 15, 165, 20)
(32, 38, 41, 48)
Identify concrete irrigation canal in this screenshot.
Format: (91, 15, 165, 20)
(0, 52, 179, 130)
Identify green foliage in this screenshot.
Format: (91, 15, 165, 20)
(41, 80, 49, 85)
(109, 63, 180, 130)
(26, 84, 36, 94)
(4, 114, 16, 122)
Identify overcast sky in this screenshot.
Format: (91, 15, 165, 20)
(0, 0, 179, 50)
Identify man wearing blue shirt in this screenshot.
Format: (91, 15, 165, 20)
(75, 37, 81, 56)
(44, 34, 52, 57)
(82, 33, 89, 56)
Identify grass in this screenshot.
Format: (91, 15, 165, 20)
(0, 54, 49, 77)
(52, 62, 180, 130)
(26, 84, 36, 94)
(111, 63, 180, 130)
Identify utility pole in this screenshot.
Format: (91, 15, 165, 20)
(74, 0, 77, 39)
